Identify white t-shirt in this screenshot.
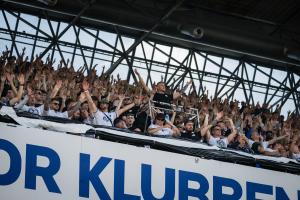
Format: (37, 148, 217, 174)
(208, 136, 228, 148)
(293, 153, 300, 161)
(90, 110, 117, 126)
(148, 124, 173, 136)
(248, 139, 255, 148)
(248, 140, 273, 151)
(44, 109, 69, 118)
(21, 105, 45, 116)
(14, 96, 45, 116)
(261, 141, 275, 152)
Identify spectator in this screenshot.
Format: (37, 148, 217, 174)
(43, 80, 85, 118)
(290, 135, 300, 161)
(148, 113, 180, 137)
(124, 113, 135, 129)
(1, 49, 300, 161)
(248, 130, 288, 156)
(229, 134, 253, 154)
(1, 73, 24, 106)
(81, 80, 136, 126)
(14, 86, 44, 115)
(180, 119, 203, 141)
(114, 117, 128, 129)
(203, 117, 237, 148)
(135, 69, 181, 109)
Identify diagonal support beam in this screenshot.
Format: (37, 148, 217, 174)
(44, 12, 67, 66)
(166, 52, 190, 85)
(6, 10, 52, 39)
(38, 0, 95, 59)
(266, 74, 289, 106)
(73, 26, 88, 68)
(114, 26, 138, 83)
(270, 79, 300, 110)
(215, 61, 242, 97)
(103, 0, 185, 78)
(2, 10, 20, 57)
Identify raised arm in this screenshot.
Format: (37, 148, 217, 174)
(173, 90, 181, 100)
(169, 105, 177, 124)
(180, 79, 192, 93)
(44, 80, 62, 111)
(41, 73, 47, 92)
(9, 74, 25, 106)
(82, 80, 97, 113)
(226, 118, 238, 144)
(200, 114, 212, 137)
(6, 73, 18, 96)
(50, 80, 62, 99)
(68, 92, 86, 117)
(134, 69, 150, 93)
(115, 94, 125, 112)
(268, 133, 289, 145)
(116, 101, 135, 117)
(0, 74, 5, 97)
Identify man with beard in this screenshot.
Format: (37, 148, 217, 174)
(180, 120, 203, 141)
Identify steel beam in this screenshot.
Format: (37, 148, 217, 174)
(103, 0, 185, 77)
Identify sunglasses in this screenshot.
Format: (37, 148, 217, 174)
(156, 118, 165, 121)
(52, 102, 59, 106)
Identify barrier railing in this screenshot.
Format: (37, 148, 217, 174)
(149, 100, 200, 129)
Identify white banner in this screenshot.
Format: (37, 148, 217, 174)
(0, 122, 299, 200)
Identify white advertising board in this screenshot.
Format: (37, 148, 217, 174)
(0, 122, 299, 200)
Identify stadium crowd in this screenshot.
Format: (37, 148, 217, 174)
(0, 48, 299, 162)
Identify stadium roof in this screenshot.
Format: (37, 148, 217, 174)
(1, 0, 300, 74)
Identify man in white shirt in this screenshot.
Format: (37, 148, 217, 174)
(204, 118, 237, 148)
(82, 80, 136, 127)
(248, 130, 288, 156)
(91, 99, 117, 126)
(148, 113, 180, 137)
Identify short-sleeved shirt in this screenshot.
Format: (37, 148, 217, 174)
(208, 136, 228, 148)
(248, 140, 272, 151)
(22, 105, 44, 116)
(90, 110, 117, 126)
(44, 109, 69, 118)
(293, 153, 300, 161)
(148, 124, 173, 136)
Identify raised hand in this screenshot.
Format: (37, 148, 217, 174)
(82, 80, 90, 91)
(134, 68, 140, 76)
(27, 85, 33, 96)
(6, 73, 14, 83)
(216, 111, 224, 121)
(0, 74, 6, 82)
(17, 74, 25, 85)
(118, 94, 126, 101)
(79, 92, 87, 103)
(54, 80, 63, 90)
